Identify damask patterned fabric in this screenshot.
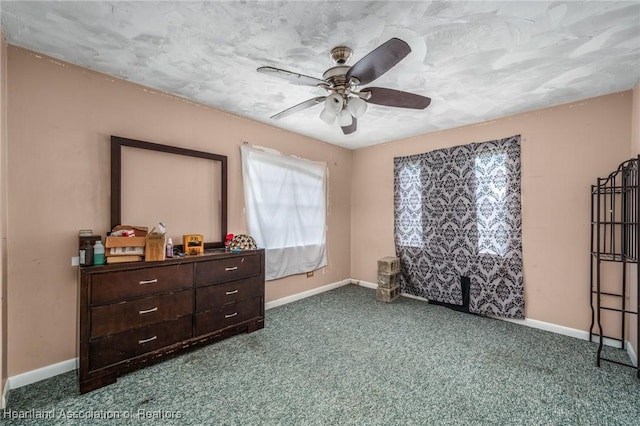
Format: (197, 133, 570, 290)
(393, 135, 524, 319)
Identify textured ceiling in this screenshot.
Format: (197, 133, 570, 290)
(1, 1, 639, 149)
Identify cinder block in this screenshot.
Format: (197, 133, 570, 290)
(377, 272, 399, 288)
(376, 284, 400, 303)
(377, 256, 400, 275)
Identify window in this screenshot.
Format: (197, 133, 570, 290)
(241, 145, 327, 281)
(393, 135, 523, 318)
(474, 151, 508, 256)
(394, 156, 424, 248)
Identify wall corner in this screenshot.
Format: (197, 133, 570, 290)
(0, 29, 8, 408)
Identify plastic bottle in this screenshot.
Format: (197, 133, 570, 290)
(80, 240, 94, 266)
(166, 238, 174, 258)
(93, 240, 106, 265)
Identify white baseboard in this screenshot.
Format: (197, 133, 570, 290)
(499, 316, 593, 340)
(628, 342, 638, 367)
(399, 292, 430, 302)
(1, 379, 8, 409)
(8, 358, 77, 391)
(265, 279, 352, 310)
(351, 279, 376, 289)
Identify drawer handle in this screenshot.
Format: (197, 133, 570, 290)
(139, 279, 158, 285)
(139, 307, 158, 315)
(225, 312, 238, 319)
(225, 266, 238, 271)
(226, 290, 239, 295)
(138, 336, 157, 344)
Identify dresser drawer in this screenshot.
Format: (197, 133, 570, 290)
(91, 264, 193, 306)
(195, 254, 261, 287)
(195, 276, 262, 312)
(194, 297, 262, 336)
(89, 316, 192, 371)
(90, 289, 193, 338)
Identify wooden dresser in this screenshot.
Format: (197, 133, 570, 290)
(79, 249, 265, 393)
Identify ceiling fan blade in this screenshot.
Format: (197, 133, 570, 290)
(271, 96, 326, 120)
(341, 117, 357, 135)
(258, 66, 327, 87)
(346, 38, 411, 85)
(361, 87, 431, 109)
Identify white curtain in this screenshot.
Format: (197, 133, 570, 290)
(240, 145, 327, 281)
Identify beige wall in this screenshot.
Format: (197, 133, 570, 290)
(629, 81, 640, 359)
(632, 81, 640, 154)
(351, 91, 633, 331)
(0, 32, 7, 402)
(6, 46, 352, 376)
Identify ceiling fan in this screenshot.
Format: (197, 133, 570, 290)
(257, 38, 431, 135)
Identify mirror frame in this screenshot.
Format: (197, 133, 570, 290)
(110, 135, 228, 249)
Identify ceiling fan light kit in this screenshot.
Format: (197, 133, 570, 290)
(319, 108, 337, 125)
(347, 97, 367, 118)
(324, 93, 343, 114)
(258, 38, 431, 135)
(338, 109, 353, 127)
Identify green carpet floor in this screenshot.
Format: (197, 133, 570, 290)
(3, 284, 640, 425)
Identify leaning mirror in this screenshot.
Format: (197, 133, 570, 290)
(111, 136, 228, 249)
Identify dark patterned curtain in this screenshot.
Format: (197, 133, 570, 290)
(393, 135, 523, 319)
